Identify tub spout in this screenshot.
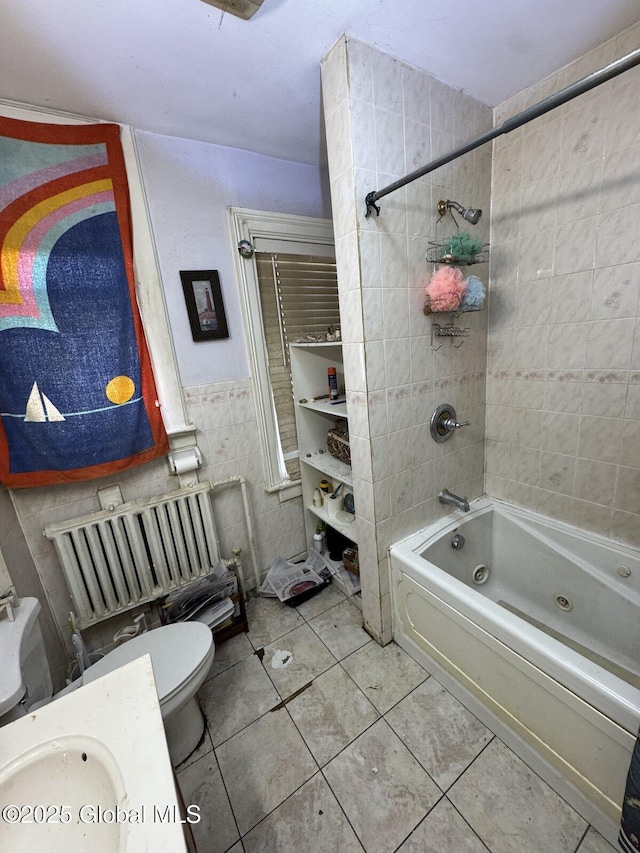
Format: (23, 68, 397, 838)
(439, 489, 470, 512)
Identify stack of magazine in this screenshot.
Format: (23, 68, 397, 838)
(162, 560, 237, 631)
(259, 550, 335, 605)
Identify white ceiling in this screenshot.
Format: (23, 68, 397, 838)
(1, 0, 639, 166)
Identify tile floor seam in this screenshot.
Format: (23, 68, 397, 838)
(390, 790, 448, 853)
(380, 678, 497, 794)
(316, 764, 368, 852)
(336, 650, 431, 716)
(280, 661, 381, 768)
(442, 795, 493, 852)
(573, 823, 591, 852)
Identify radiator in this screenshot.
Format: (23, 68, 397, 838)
(44, 483, 221, 629)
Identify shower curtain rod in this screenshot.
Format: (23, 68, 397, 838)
(365, 47, 640, 217)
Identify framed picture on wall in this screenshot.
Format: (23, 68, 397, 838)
(180, 270, 229, 341)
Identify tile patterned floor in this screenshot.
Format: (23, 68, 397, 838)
(177, 590, 618, 853)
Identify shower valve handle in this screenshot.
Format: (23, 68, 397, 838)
(441, 418, 470, 431)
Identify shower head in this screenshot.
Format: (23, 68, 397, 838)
(437, 199, 482, 226)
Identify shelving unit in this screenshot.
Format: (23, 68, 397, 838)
(290, 342, 360, 598)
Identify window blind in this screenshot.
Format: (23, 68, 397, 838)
(255, 251, 339, 480)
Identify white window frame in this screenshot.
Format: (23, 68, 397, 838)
(228, 208, 335, 500)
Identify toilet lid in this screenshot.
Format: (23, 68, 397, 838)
(83, 622, 213, 704)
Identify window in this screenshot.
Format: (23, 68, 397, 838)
(229, 209, 337, 497)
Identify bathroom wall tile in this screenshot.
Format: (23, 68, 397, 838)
(371, 51, 403, 114)
(323, 719, 441, 853)
(384, 338, 412, 387)
(349, 97, 377, 172)
(321, 37, 348, 114)
(387, 386, 413, 432)
(519, 177, 558, 236)
(511, 407, 542, 449)
(610, 508, 640, 549)
(541, 411, 580, 455)
(613, 465, 640, 512)
(560, 99, 607, 170)
(595, 203, 640, 268)
(429, 77, 455, 136)
(325, 97, 353, 179)
(586, 318, 635, 369)
(342, 341, 366, 392)
(591, 263, 640, 320)
(547, 322, 589, 369)
(600, 146, 640, 215)
(539, 451, 576, 495)
(625, 383, 640, 420)
(359, 228, 381, 287)
(374, 107, 405, 176)
(330, 168, 357, 240)
(574, 458, 617, 506)
(554, 216, 597, 277)
(578, 415, 623, 464)
(522, 121, 562, 183)
(386, 679, 493, 790)
(404, 118, 431, 174)
(345, 38, 373, 103)
(549, 270, 593, 324)
(581, 381, 627, 418)
(402, 64, 430, 126)
(513, 375, 546, 410)
(516, 279, 552, 327)
(362, 287, 384, 341)
(382, 287, 411, 339)
(556, 161, 602, 226)
(518, 231, 555, 283)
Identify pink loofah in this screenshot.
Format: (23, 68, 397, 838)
(425, 266, 466, 312)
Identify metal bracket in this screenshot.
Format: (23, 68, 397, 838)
(430, 322, 470, 351)
(365, 191, 380, 218)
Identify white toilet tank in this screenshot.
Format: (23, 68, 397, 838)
(0, 597, 53, 725)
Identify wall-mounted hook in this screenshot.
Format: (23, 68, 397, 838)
(431, 322, 469, 351)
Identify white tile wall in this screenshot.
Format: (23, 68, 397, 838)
(7, 376, 306, 662)
(322, 37, 492, 643)
(486, 22, 640, 548)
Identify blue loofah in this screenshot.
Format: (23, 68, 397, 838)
(460, 275, 485, 311)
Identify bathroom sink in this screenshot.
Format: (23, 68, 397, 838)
(0, 655, 188, 852)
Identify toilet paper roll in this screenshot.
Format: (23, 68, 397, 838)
(325, 494, 343, 517)
(169, 447, 202, 475)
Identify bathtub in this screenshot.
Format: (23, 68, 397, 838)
(390, 497, 640, 843)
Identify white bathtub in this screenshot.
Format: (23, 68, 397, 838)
(390, 497, 640, 844)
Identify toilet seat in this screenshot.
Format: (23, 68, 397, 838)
(83, 622, 214, 718)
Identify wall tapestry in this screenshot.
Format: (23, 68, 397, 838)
(0, 117, 168, 488)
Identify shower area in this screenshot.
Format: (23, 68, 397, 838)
(321, 26, 640, 842)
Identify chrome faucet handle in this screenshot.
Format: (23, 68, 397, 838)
(441, 418, 470, 431)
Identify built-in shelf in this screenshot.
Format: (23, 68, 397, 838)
(290, 341, 359, 595)
(299, 399, 348, 417)
(301, 453, 352, 486)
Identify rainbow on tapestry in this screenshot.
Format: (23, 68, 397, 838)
(0, 117, 168, 487)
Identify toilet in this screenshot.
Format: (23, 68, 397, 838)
(0, 597, 215, 767)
